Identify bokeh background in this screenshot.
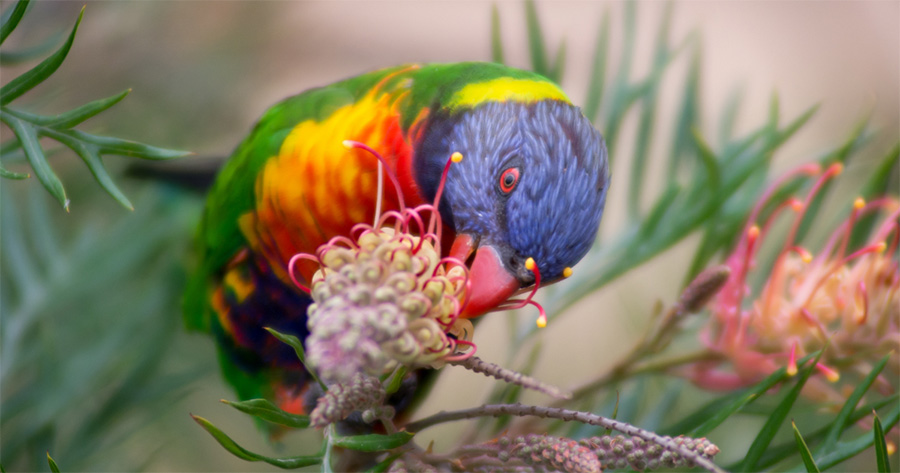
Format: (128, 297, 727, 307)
(1, 1, 897, 471)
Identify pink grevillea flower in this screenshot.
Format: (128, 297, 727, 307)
(288, 143, 475, 383)
(688, 162, 899, 402)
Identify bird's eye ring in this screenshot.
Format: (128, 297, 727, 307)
(499, 167, 520, 194)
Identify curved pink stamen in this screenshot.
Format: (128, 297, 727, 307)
(344, 140, 406, 213)
(287, 253, 319, 294)
(746, 163, 822, 227)
(429, 153, 460, 235)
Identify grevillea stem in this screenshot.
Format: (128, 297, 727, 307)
(405, 403, 726, 473)
(448, 355, 572, 399)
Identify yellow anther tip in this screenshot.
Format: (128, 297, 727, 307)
(786, 365, 798, 377)
(536, 315, 547, 328)
(830, 163, 844, 175)
(853, 197, 865, 209)
(875, 242, 887, 253)
(826, 371, 840, 383)
(525, 257, 536, 271)
(748, 225, 761, 238)
(562, 267, 573, 278)
(451, 152, 463, 163)
(791, 200, 805, 212)
(342, 140, 354, 148)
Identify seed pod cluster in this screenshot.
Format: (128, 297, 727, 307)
(309, 372, 387, 427)
(580, 434, 719, 470)
(501, 434, 602, 473)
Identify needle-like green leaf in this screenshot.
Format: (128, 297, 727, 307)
(738, 351, 821, 472)
(0, 0, 29, 45)
(0, 162, 28, 179)
(582, 10, 609, 123)
(331, 432, 414, 452)
(490, 4, 504, 64)
(815, 404, 899, 471)
(264, 327, 325, 391)
(220, 399, 311, 429)
(524, 0, 548, 77)
(821, 353, 890, 451)
(690, 352, 819, 438)
(191, 415, 322, 469)
(1, 114, 68, 210)
(46, 453, 60, 473)
(0, 8, 82, 105)
(874, 412, 891, 473)
(792, 421, 820, 473)
(40, 128, 134, 210)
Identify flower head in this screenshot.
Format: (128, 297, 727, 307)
(690, 162, 899, 399)
(290, 141, 474, 383)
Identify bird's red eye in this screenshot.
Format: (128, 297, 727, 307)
(499, 167, 520, 193)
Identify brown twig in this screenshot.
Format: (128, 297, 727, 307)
(449, 355, 572, 400)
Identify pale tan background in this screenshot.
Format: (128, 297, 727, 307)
(1, 1, 898, 470)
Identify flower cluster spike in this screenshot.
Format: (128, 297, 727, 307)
(291, 144, 474, 383)
(309, 372, 388, 427)
(500, 434, 602, 473)
(580, 434, 719, 471)
(690, 162, 900, 399)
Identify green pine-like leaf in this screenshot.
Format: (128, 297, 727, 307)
(821, 353, 890, 451)
(0, 32, 63, 65)
(0, 7, 82, 105)
(815, 404, 899, 470)
(264, 327, 325, 390)
(756, 395, 899, 469)
(0, 0, 29, 45)
(792, 421, 820, 473)
(738, 351, 821, 472)
(524, 0, 548, 78)
(582, 9, 609, 123)
(490, 4, 504, 64)
(331, 432, 414, 452)
(191, 415, 322, 469)
(873, 412, 891, 473)
(43, 89, 131, 129)
(689, 353, 818, 437)
(46, 453, 59, 473)
(221, 399, 311, 429)
(0, 162, 28, 179)
(1, 113, 68, 210)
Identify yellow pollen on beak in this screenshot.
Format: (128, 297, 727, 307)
(451, 151, 463, 163)
(563, 267, 573, 278)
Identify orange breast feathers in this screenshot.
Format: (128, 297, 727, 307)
(239, 90, 426, 287)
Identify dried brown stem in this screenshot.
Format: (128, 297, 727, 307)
(449, 355, 572, 399)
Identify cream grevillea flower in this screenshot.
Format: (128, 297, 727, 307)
(289, 143, 474, 383)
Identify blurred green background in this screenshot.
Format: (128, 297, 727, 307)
(1, 1, 897, 471)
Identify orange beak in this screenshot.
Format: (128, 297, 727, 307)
(449, 234, 520, 318)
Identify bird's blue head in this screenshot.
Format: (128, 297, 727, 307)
(414, 99, 610, 317)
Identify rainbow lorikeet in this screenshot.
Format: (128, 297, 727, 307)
(183, 62, 610, 415)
